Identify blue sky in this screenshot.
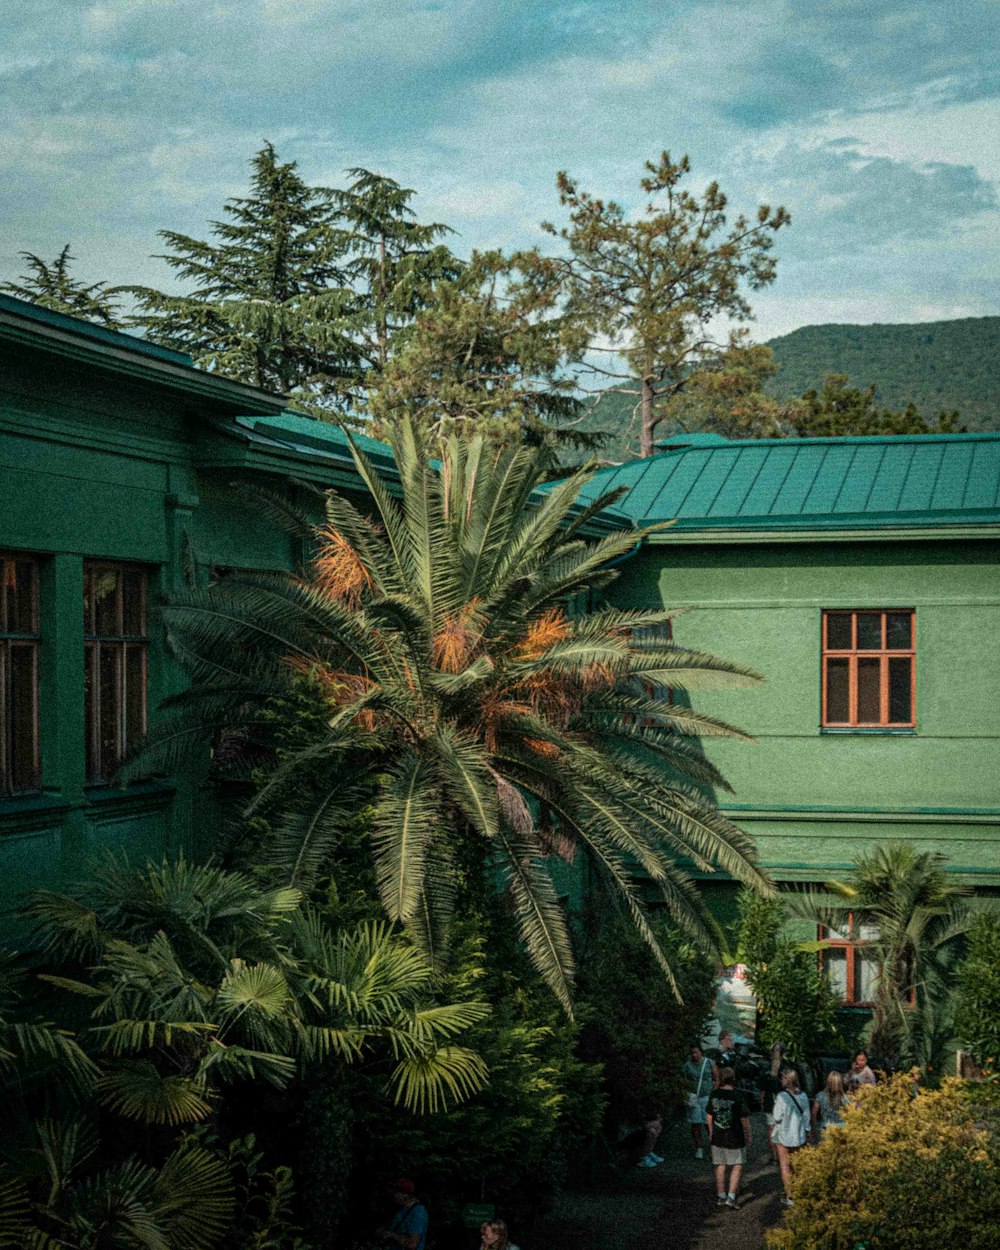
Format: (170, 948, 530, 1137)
(2, 0, 998, 339)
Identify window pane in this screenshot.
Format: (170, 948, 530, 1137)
(85, 645, 96, 781)
(824, 948, 848, 1000)
(826, 613, 852, 649)
(858, 953, 880, 1003)
(9, 644, 38, 790)
(122, 570, 146, 636)
(826, 658, 850, 722)
(857, 920, 880, 941)
(98, 645, 121, 779)
(856, 613, 882, 649)
(92, 568, 119, 637)
(125, 646, 146, 749)
(888, 657, 912, 723)
(857, 657, 881, 722)
(6, 561, 37, 634)
(886, 612, 912, 649)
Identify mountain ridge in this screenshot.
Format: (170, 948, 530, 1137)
(764, 315, 999, 431)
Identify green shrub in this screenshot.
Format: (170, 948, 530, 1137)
(736, 887, 838, 1060)
(954, 913, 1000, 1068)
(576, 908, 717, 1126)
(765, 1074, 1000, 1250)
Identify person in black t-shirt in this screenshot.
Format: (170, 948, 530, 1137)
(706, 1066, 752, 1210)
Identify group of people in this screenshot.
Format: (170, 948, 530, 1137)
(679, 1035, 879, 1210)
(378, 1178, 519, 1250)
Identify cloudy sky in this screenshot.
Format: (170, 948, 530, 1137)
(2, 0, 998, 339)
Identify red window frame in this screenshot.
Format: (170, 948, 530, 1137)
(821, 609, 915, 728)
(819, 913, 881, 1006)
(84, 563, 149, 784)
(820, 912, 915, 1007)
(0, 553, 41, 796)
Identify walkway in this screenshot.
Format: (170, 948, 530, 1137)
(540, 1112, 787, 1250)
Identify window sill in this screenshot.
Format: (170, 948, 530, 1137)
(84, 781, 175, 817)
(0, 792, 78, 833)
(820, 727, 916, 735)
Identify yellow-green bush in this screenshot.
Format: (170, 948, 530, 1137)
(765, 1074, 1000, 1250)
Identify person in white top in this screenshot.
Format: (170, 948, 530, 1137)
(479, 1219, 519, 1250)
(771, 1068, 810, 1207)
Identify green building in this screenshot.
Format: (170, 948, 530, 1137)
(3, 295, 1000, 1003)
(576, 430, 1000, 993)
(0, 293, 405, 913)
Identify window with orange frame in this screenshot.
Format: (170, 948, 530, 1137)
(822, 609, 915, 729)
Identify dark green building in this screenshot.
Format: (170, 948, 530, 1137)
(0, 293, 401, 913)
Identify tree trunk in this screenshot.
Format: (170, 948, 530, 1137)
(640, 377, 655, 457)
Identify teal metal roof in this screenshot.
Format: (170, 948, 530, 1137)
(235, 412, 396, 465)
(578, 432, 1000, 533)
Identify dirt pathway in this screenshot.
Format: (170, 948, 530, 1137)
(539, 1112, 787, 1250)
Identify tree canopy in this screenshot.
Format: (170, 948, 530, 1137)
(1, 244, 123, 327)
(534, 151, 790, 456)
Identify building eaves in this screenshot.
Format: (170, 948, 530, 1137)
(0, 293, 287, 415)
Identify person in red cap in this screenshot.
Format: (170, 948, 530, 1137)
(380, 1178, 429, 1250)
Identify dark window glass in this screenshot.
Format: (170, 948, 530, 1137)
(886, 612, 912, 649)
(93, 569, 119, 636)
(125, 646, 146, 745)
(826, 658, 850, 722)
(856, 613, 882, 650)
(826, 613, 852, 649)
(888, 657, 912, 724)
(1, 555, 40, 796)
(857, 657, 881, 722)
(84, 565, 148, 783)
(122, 571, 145, 636)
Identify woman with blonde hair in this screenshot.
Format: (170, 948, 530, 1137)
(812, 1070, 846, 1141)
(771, 1068, 810, 1206)
(479, 1219, 519, 1250)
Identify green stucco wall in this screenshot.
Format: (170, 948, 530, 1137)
(610, 538, 1000, 886)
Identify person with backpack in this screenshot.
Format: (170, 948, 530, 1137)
(706, 1066, 752, 1210)
(771, 1070, 810, 1207)
(380, 1179, 429, 1250)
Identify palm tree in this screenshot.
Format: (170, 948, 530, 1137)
(796, 842, 971, 1068)
(123, 420, 771, 1010)
(25, 858, 489, 1120)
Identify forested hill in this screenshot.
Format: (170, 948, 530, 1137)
(765, 316, 1000, 430)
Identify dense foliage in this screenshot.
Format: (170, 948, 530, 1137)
(790, 843, 970, 1069)
(765, 1074, 1000, 1250)
(124, 420, 770, 1010)
(765, 317, 1000, 432)
(735, 888, 838, 1060)
(577, 909, 717, 1126)
(0, 859, 490, 1250)
(787, 374, 962, 437)
(954, 913, 1000, 1069)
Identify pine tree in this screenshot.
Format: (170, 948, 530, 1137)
(534, 152, 790, 457)
(369, 248, 587, 447)
(334, 168, 460, 413)
(1, 245, 123, 327)
(126, 144, 354, 407)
